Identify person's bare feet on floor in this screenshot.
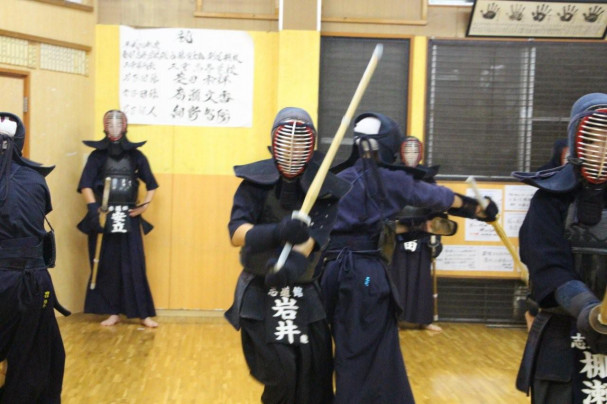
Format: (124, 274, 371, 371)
(101, 314, 120, 326)
(423, 323, 443, 332)
(141, 317, 158, 328)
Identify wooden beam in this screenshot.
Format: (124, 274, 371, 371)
(0, 29, 91, 52)
(193, 11, 278, 21)
(28, 0, 93, 13)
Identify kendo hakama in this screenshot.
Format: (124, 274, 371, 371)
(226, 155, 348, 404)
(390, 235, 434, 325)
(77, 148, 158, 320)
(321, 159, 455, 404)
(0, 162, 65, 404)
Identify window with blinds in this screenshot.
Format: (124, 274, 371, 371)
(426, 39, 607, 180)
(318, 36, 410, 165)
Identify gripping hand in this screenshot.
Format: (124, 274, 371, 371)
(556, 280, 607, 354)
(578, 303, 607, 354)
(428, 237, 443, 258)
(476, 197, 498, 222)
(275, 216, 310, 245)
(86, 202, 103, 233)
(245, 215, 310, 254)
(448, 194, 498, 222)
(264, 251, 309, 288)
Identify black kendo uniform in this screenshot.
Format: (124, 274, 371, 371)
(514, 93, 607, 404)
(226, 107, 350, 404)
(390, 165, 443, 327)
(390, 135, 442, 328)
(77, 112, 158, 320)
(320, 113, 496, 404)
(0, 112, 68, 404)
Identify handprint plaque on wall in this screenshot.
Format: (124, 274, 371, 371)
(467, 0, 607, 39)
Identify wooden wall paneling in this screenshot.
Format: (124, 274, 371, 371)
(141, 172, 173, 309)
(30, 68, 95, 313)
(322, 0, 427, 25)
(194, 0, 278, 20)
(169, 174, 242, 309)
(0, 69, 28, 155)
(28, 0, 94, 12)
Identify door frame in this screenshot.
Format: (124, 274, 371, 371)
(0, 68, 30, 157)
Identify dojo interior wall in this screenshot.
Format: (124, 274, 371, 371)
(4, 0, 593, 313)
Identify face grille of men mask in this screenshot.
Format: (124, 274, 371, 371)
(401, 136, 423, 167)
(271, 119, 315, 178)
(576, 108, 607, 184)
(103, 110, 127, 142)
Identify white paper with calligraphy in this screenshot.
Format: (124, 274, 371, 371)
(436, 245, 515, 272)
(119, 26, 254, 127)
(504, 185, 536, 211)
(504, 211, 527, 238)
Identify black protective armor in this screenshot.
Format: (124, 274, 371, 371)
(102, 154, 137, 207)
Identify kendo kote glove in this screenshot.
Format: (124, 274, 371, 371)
(264, 251, 309, 288)
(555, 280, 607, 354)
(86, 202, 104, 233)
(448, 194, 498, 222)
(244, 216, 310, 253)
(476, 197, 498, 222)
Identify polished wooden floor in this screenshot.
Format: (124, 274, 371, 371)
(58, 313, 530, 404)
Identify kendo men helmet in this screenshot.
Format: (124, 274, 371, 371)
(353, 112, 405, 164)
(103, 109, 128, 142)
(271, 107, 316, 179)
(567, 93, 607, 185)
(400, 136, 423, 167)
(0, 112, 24, 154)
(0, 112, 53, 188)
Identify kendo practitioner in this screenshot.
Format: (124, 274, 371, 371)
(77, 109, 159, 328)
(319, 112, 498, 404)
(0, 112, 68, 403)
(390, 136, 444, 332)
(514, 92, 607, 403)
(226, 107, 350, 404)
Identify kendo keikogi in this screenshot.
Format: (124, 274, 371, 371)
(514, 93, 607, 404)
(226, 107, 350, 404)
(0, 113, 68, 403)
(77, 110, 158, 326)
(319, 112, 498, 404)
(390, 136, 445, 330)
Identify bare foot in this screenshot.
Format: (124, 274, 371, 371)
(0, 359, 7, 388)
(100, 314, 121, 326)
(423, 323, 443, 332)
(525, 311, 535, 332)
(141, 317, 158, 328)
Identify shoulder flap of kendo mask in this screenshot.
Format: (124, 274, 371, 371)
(512, 163, 579, 193)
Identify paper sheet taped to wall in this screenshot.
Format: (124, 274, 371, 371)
(436, 245, 515, 272)
(119, 26, 254, 127)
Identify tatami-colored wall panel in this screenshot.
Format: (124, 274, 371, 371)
(277, 30, 320, 119)
(136, 172, 173, 308)
(168, 174, 242, 309)
(0, 0, 94, 48)
(31, 68, 96, 313)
